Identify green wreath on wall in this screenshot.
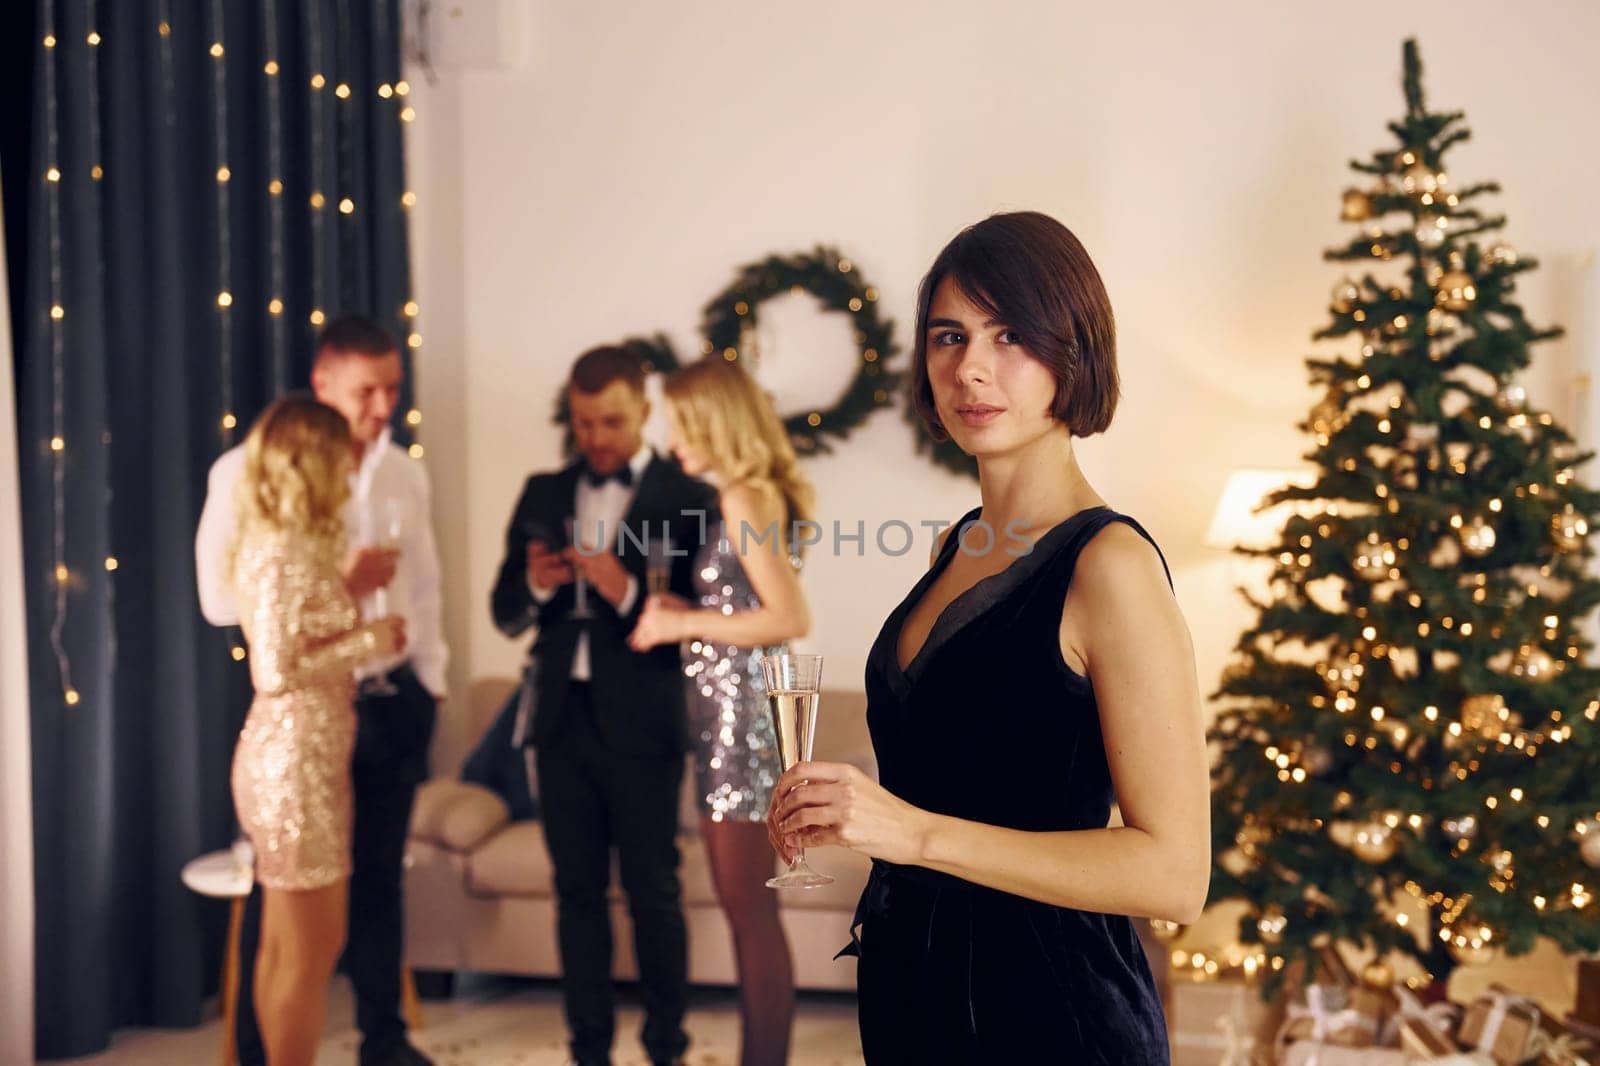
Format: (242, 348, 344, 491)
(552, 333, 682, 456)
(699, 246, 901, 457)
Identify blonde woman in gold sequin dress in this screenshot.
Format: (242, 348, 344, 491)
(227, 396, 407, 1066)
(628, 358, 813, 1066)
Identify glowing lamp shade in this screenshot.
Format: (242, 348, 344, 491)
(1204, 469, 1315, 551)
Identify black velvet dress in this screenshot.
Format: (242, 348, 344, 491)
(844, 506, 1171, 1064)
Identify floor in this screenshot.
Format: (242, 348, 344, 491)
(54, 976, 1222, 1065)
(56, 977, 868, 1066)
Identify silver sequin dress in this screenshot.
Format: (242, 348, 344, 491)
(682, 522, 795, 823)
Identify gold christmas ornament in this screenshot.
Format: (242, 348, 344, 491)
(1310, 394, 1346, 436)
(1341, 188, 1374, 222)
(1257, 905, 1288, 945)
(1361, 960, 1396, 992)
(1354, 532, 1397, 579)
(1496, 382, 1528, 411)
(1436, 269, 1477, 311)
(1414, 213, 1448, 248)
(1448, 930, 1496, 967)
(1552, 505, 1589, 552)
(1460, 515, 1497, 557)
(1219, 847, 1253, 877)
(1511, 645, 1557, 682)
(1460, 694, 1507, 735)
(1581, 832, 1600, 870)
(1402, 162, 1441, 196)
(1351, 821, 1397, 863)
(1331, 278, 1361, 313)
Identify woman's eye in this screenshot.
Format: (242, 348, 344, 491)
(998, 329, 1023, 345)
(932, 331, 963, 346)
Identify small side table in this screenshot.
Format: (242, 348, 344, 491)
(180, 849, 253, 1066)
(182, 848, 424, 1066)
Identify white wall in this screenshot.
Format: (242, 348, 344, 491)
(407, 0, 1600, 772)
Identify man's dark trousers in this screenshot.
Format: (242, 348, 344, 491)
(536, 682, 689, 1065)
(234, 663, 437, 1065)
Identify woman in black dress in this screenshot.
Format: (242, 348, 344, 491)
(767, 211, 1209, 1064)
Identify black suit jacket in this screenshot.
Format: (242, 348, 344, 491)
(491, 454, 717, 757)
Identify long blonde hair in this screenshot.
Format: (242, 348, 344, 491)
(664, 358, 815, 535)
(226, 395, 353, 581)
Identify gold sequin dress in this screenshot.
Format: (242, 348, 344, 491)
(230, 529, 391, 890)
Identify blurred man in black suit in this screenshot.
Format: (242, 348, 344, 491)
(491, 346, 715, 1066)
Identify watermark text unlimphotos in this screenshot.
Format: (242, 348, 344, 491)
(569, 511, 1038, 559)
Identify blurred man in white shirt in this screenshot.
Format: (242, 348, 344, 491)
(195, 315, 446, 1066)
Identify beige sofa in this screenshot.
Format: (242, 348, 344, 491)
(403, 681, 875, 992)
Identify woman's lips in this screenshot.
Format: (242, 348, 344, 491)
(954, 404, 1004, 426)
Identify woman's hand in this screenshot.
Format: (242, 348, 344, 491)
(765, 760, 933, 867)
(627, 593, 691, 651)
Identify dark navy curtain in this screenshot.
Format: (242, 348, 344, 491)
(3, 1, 419, 1056)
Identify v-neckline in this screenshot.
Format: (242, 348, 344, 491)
(889, 505, 1109, 686)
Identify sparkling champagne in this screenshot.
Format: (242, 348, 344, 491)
(647, 565, 671, 597)
(768, 689, 819, 771)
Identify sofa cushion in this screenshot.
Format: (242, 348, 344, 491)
(411, 779, 511, 852)
(464, 816, 872, 915)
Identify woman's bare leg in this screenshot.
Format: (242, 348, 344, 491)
(703, 817, 795, 1066)
(255, 879, 348, 1066)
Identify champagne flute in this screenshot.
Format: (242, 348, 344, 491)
(646, 537, 671, 599)
(761, 653, 833, 889)
(565, 516, 594, 621)
(364, 497, 404, 695)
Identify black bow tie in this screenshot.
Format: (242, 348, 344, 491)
(584, 465, 634, 489)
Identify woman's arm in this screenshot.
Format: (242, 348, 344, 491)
(240, 537, 405, 696)
(630, 481, 809, 649)
(770, 523, 1210, 924)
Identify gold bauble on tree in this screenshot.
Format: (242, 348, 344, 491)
(1350, 821, 1397, 863)
(1511, 645, 1557, 682)
(1496, 382, 1528, 412)
(1257, 905, 1287, 945)
(1552, 505, 1589, 552)
(1331, 278, 1361, 313)
(1436, 269, 1477, 311)
(1354, 532, 1397, 579)
(1580, 830, 1600, 870)
(1361, 960, 1396, 992)
(1402, 162, 1441, 196)
(1448, 928, 1496, 967)
(1460, 514, 1497, 557)
(1341, 188, 1374, 222)
(1460, 694, 1510, 737)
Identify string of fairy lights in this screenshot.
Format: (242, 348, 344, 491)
(40, 2, 76, 707)
(35, 2, 430, 698)
(263, 0, 289, 392)
(209, 0, 237, 441)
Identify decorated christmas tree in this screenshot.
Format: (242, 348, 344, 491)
(1208, 40, 1600, 993)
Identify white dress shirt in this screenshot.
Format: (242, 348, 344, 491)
(531, 444, 650, 681)
(194, 427, 450, 697)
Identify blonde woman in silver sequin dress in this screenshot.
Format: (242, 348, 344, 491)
(629, 358, 814, 1066)
(227, 396, 407, 1066)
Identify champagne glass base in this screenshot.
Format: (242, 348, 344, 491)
(767, 862, 834, 890)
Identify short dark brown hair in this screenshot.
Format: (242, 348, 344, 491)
(315, 315, 398, 362)
(569, 345, 646, 395)
(910, 211, 1118, 440)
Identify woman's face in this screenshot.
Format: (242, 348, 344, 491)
(923, 277, 1061, 458)
(667, 409, 710, 477)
